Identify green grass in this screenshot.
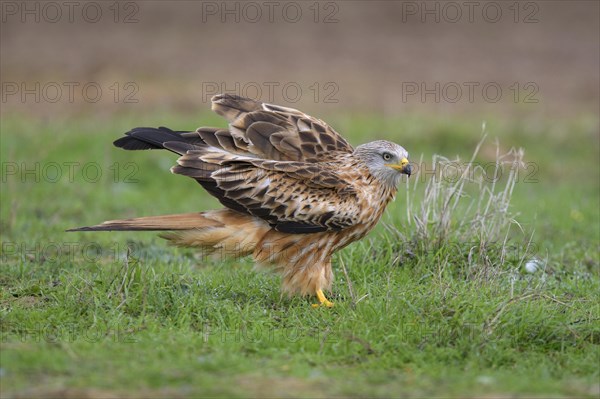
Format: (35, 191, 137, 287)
(1, 111, 599, 398)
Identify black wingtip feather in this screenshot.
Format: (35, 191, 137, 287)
(113, 136, 162, 150)
(163, 141, 201, 155)
(114, 127, 202, 153)
(274, 222, 329, 234)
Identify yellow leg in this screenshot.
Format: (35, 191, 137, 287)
(311, 289, 334, 308)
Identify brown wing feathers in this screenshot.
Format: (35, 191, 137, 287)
(106, 94, 359, 234)
(211, 93, 263, 122)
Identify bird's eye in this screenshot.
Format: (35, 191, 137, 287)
(382, 152, 392, 161)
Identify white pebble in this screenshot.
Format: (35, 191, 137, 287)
(525, 259, 542, 273)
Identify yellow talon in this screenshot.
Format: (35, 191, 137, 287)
(312, 289, 334, 308)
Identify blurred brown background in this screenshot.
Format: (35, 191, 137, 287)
(1, 0, 598, 119)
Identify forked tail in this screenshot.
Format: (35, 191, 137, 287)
(67, 209, 271, 260)
(66, 212, 220, 232)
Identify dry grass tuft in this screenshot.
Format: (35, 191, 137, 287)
(387, 126, 533, 278)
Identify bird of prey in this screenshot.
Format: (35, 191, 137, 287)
(69, 94, 411, 307)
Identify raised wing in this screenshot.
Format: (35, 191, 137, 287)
(115, 94, 353, 162)
(113, 94, 359, 233)
(207, 94, 354, 162)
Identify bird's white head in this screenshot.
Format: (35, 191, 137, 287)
(354, 140, 411, 188)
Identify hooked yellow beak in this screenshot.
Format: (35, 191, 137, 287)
(386, 157, 411, 176)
